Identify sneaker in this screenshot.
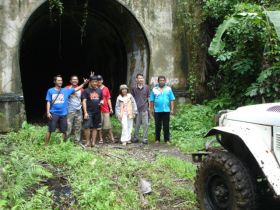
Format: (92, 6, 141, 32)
(165, 141, 171, 145)
(155, 140, 160, 144)
(132, 138, 139, 143)
(142, 140, 148, 144)
(122, 142, 127, 146)
(127, 140, 132, 144)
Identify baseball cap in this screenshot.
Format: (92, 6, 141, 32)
(96, 75, 103, 80)
(89, 76, 98, 81)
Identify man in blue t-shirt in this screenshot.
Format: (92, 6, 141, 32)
(45, 75, 88, 145)
(150, 76, 175, 144)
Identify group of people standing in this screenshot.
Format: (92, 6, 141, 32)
(44, 73, 175, 146)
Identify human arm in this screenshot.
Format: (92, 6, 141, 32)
(46, 101, 52, 119)
(108, 99, 113, 114)
(131, 87, 135, 98)
(149, 88, 155, 115)
(170, 100, 175, 115)
(169, 88, 175, 115)
(147, 86, 150, 111)
(150, 101, 154, 115)
(131, 95, 138, 114)
(99, 90, 104, 105)
(45, 90, 52, 119)
(82, 99, 89, 119)
(115, 97, 121, 120)
(74, 78, 89, 92)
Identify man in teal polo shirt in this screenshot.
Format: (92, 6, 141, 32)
(150, 76, 175, 144)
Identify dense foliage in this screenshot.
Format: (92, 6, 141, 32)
(170, 104, 214, 152)
(204, 0, 280, 106)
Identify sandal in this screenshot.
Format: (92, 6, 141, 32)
(85, 143, 91, 147)
(99, 139, 104, 144)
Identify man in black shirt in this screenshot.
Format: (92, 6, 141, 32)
(82, 76, 103, 147)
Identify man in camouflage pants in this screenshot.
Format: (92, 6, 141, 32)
(66, 75, 84, 143)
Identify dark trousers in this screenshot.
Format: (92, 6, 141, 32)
(154, 112, 170, 142)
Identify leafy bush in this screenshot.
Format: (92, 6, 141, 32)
(246, 62, 280, 102)
(170, 104, 215, 152)
(205, 1, 280, 104)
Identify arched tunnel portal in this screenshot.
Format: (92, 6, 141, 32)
(20, 0, 150, 123)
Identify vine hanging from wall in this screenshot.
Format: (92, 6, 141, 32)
(48, 0, 64, 20)
(80, 0, 89, 45)
(48, 0, 89, 45)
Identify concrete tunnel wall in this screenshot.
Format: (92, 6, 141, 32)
(0, 0, 188, 132)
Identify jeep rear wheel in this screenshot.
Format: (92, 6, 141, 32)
(195, 151, 257, 210)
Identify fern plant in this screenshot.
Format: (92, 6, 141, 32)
(1, 151, 52, 207)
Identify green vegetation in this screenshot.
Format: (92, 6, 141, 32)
(177, 0, 280, 105)
(48, 0, 64, 17)
(204, 0, 280, 105)
(169, 104, 214, 153)
(0, 104, 208, 209)
(176, 0, 206, 102)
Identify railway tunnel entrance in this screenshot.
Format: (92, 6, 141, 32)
(20, 0, 149, 123)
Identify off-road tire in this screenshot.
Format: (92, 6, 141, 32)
(195, 151, 257, 210)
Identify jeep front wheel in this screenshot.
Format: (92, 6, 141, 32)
(195, 151, 257, 210)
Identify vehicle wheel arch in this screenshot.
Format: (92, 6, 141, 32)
(207, 130, 263, 177)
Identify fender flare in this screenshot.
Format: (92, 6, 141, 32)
(206, 126, 280, 196)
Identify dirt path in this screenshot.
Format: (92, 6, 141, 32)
(85, 142, 197, 210)
(94, 142, 193, 163)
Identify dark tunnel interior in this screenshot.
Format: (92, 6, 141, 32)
(20, 0, 149, 123)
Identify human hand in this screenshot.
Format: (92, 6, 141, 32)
(83, 78, 89, 84)
(90, 71, 95, 77)
(84, 113, 89, 120)
(110, 108, 114, 114)
(150, 109, 154, 118)
(47, 112, 52, 120)
(170, 110, 174, 115)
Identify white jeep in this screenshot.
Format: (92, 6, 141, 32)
(194, 103, 280, 210)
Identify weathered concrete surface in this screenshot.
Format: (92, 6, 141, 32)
(0, 0, 43, 132)
(120, 0, 187, 88)
(0, 0, 191, 131)
(0, 98, 25, 132)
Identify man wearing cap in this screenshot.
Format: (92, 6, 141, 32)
(82, 76, 103, 147)
(96, 75, 115, 143)
(150, 76, 175, 144)
(131, 73, 150, 144)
